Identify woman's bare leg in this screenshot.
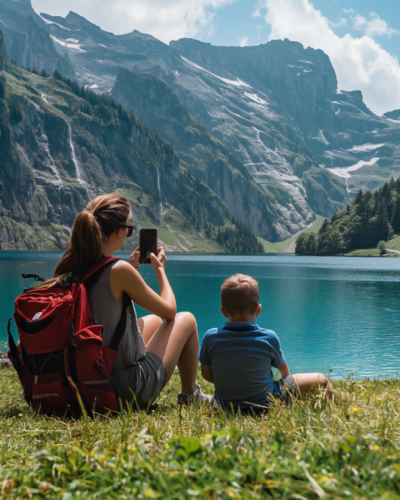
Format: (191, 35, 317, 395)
(138, 315, 163, 345)
(145, 312, 198, 395)
(292, 373, 334, 400)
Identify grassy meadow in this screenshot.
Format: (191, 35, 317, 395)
(259, 215, 326, 253)
(0, 365, 400, 498)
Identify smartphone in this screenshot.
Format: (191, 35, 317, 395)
(139, 229, 158, 264)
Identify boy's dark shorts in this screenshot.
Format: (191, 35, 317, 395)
(274, 375, 299, 402)
(217, 375, 299, 415)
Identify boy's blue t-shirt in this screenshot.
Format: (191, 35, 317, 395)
(199, 322, 285, 406)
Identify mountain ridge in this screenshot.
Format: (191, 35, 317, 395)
(2, 0, 400, 250)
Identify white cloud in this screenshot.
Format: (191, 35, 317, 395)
(353, 12, 399, 38)
(239, 36, 249, 47)
(328, 17, 347, 29)
(32, 0, 233, 43)
(252, 7, 262, 17)
(263, 0, 400, 114)
(343, 8, 354, 14)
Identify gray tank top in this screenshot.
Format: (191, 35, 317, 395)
(88, 265, 146, 371)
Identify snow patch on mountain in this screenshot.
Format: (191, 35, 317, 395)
(50, 36, 85, 52)
(244, 92, 268, 106)
(181, 56, 250, 88)
(310, 130, 330, 145)
(38, 14, 71, 31)
(347, 143, 386, 152)
(328, 158, 381, 179)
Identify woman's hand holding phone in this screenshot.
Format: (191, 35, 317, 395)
(150, 247, 167, 273)
(129, 246, 141, 270)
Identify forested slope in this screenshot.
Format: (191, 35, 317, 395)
(296, 179, 400, 255)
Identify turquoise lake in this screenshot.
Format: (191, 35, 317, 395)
(1, 252, 400, 379)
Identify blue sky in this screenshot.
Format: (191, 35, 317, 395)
(32, 0, 400, 114)
(207, 0, 400, 60)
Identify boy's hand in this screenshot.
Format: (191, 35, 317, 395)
(129, 247, 140, 269)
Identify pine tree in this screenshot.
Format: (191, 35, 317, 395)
(392, 196, 400, 235)
(376, 199, 390, 241)
(354, 189, 364, 206)
(320, 219, 329, 233)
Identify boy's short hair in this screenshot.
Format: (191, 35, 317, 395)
(221, 274, 259, 316)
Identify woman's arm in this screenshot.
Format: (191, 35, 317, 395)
(110, 248, 177, 321)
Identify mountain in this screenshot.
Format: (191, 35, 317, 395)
(0, 43, 234, 251)
(0, 0, 351, 242)
(1, 0, 400, 249)
(170, 38, 400, 197)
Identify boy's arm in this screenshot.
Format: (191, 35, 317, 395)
(278, 361, 290, 379)
(201, 364, 214, 384)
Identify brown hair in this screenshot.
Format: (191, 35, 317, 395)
(39, 193, 131, 288)
(221, 274, 259, 316)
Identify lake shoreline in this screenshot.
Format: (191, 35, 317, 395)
(2, 253, 400, 379)
(1, 250, 399, 257)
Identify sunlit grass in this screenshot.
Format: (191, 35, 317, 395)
(0, 367, 400, 498)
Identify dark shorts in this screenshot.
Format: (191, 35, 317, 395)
(113, 352, 166, 410)
(217, 375, 299, 414)
(274, 375, 299, 402)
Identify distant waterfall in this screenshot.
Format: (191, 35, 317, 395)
(156, 167, 163, 224)
(68, 123, 82, 182)
(43, 132, 65, 226)
(58, 184, 64, 225)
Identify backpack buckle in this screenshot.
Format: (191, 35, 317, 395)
(65, 273, 82, 287)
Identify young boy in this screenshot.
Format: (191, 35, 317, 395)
(199, 274, 333, 409)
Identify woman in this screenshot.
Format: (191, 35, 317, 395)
(50, 193, 211, 409)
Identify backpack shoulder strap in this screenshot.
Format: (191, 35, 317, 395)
(83, 256, 120, 295)
(108, 292, 131, 351)
(83, 256, 129, 354)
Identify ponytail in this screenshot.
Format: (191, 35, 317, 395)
(36, 193, 131, 288)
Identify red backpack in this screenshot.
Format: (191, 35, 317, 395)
(7, 257, 129, 416)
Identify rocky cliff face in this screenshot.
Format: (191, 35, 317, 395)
(112, 67, 289, 240)
(0, 30, 5, 69)
(170, 38, 338, 134)
(170, 38, 400, 196)
(0, 0, 74, 77)
(0, 57, 227, 250)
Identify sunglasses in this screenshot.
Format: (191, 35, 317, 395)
(120, 224, 135, 237)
